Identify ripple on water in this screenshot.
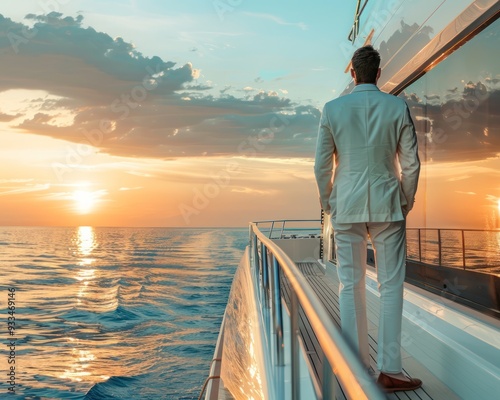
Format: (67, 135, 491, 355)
(0, 227, 246, 399)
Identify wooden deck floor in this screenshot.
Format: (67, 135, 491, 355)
(281, 262, 459, 400)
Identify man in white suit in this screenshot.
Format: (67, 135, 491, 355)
(314, 46, 421, 392)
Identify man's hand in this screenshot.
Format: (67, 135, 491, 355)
(319, 198, 330, 215)
(401, 206, 409, 218)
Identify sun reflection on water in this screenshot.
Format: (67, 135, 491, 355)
(74, 226, 98, 303)
(58, 337, 110, 384)
(57, 228, 117, 387)
(76, 226, 96, 259)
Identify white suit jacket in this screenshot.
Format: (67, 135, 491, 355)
(314, 84, 420, 223)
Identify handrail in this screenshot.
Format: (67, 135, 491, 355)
(406, 228, 500, 269)
(250, 222, 386, 400)
(255, 219, 321, 225)
(255, 219, 321, 239)
(407, 227, 500, 232)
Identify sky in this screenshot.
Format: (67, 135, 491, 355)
(0, 0, 357, 227)
(0, 1, 498, 229)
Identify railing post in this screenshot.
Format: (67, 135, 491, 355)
(437, 229, 442, 266)
(462, 230, 466, 269)
(280, 220, 286, 239)
(418, 228, 422, 262)
(269, 253, 276, 335)
(249, 224, 253, 250)
(330, 232, 335, 263)
(272, 255, 284, 366)
(270, 221, 275, 239)
(291, 291, 300, 400)
(261, 242, 269, 308)
(253, 233, 260, 280)
(322, 353, 335, 399)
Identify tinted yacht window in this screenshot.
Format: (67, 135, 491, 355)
(399, 19, 500, 275)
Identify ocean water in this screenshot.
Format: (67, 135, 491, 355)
(0, 226, 248, 399)
(406, 229, 500, 276)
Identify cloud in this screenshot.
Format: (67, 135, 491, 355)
(485, 77, 500, 85)
(41, 188, 108, 202)
(424, 94, 440, 101)
(231, 187, 277, 195)
(243, 12, 307, 30)
(184, 83, 213, 91)
(0, 13, 320, 160)
(401, 82, 500, 163)
(0, 178, 33, 184)
(119, 186, 143, 191)
(0, 182, 50, 196)
(0, 112, 21, 121)
(126, 171, 153, 178)
(25, 12, 84, 27)
(447, 175, 471, 182)
(378, 21, 434, 83)
(257, 69, 290, 81)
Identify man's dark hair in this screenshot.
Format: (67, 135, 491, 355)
(351, 45, 381, 84)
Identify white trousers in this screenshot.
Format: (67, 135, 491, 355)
(332, 220, 406, 373)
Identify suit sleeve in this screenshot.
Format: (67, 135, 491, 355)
(397, 104, 420, 214)
(314, 105, 335, 214)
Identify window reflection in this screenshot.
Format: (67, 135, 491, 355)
(399, 19, 500, 275)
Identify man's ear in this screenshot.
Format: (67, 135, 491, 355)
(375, 68, 381, 82)
(350, 68, 356, 83)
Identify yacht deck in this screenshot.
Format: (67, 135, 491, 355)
(209, 244, 499, 400)
(281, 261, 462, 400)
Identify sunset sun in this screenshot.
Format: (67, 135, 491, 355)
(73, 191, 96, 214)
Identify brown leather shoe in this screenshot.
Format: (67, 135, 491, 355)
(376, 372, 422, 392)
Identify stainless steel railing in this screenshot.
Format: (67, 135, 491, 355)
(254, 219, 322, 239)
(249, 221, 386, 400)
(406, 228, 500, 269)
